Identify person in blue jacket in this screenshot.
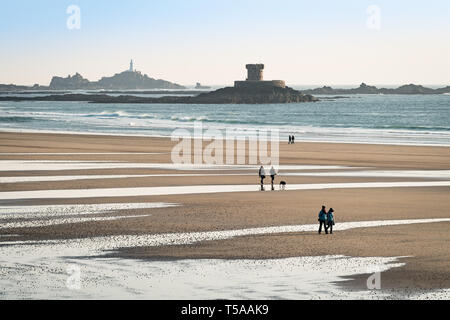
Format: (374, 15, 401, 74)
(326, 208, 335, 234)
(318, 205, 328, 234)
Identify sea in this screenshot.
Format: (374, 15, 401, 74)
(0, 91, 449, 146)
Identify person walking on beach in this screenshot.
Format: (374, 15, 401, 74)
(259, 166, 266, 191)
(292, 135, 295, 144)
(326, 208, 335, 234)
(269, 166, 277, 191)
(288, 135, 292, 144)
(318, 205, 328, 234)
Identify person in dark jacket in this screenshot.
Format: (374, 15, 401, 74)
(326, 208, 335, 234)
(259, 166, 266, 191)
(318, 205, 328, 234)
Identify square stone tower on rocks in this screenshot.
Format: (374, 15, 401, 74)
(246, 64, 264, 81)
(235, 64, 286, 89)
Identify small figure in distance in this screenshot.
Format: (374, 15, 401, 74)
(326, 208, 335, 234)
(269, 166, 277, 191)
(259, 166, 266, 191)
(292, 135, 295, 144)
(318, 205, 328, 234)
(288, 135, 292, 144)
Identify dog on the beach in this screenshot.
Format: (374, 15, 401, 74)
(279, 181, 286, 190)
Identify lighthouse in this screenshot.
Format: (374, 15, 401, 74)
(129, 59, 134, 72)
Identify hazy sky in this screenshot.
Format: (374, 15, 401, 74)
(1, 0, 449, 86)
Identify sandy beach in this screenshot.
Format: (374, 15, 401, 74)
(1, 131, 450, 299)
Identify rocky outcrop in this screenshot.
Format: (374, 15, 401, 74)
(435, 86, 450, 94)
(0, 84, 48, 91)
(382, 84, 436, 94)
(302, 83, 450, 95)
(3, 79, 449, 95)
(192, 85, 317, 104)
(48, 71, 184, 90)
(0, 86, 317, 104)
(92, 71, 184, 90)
(195, 82, 211, 89)
(49, 73, 90, 90)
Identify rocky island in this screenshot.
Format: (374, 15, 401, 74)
(49, 71, 184, 90)
(49, 60, 184, 90)
(302, 83, 450, 95)
(0, 64, 317, 104)
(195, 82, 211, 89)
(0, 60, 185, 91)
(191, 84, 317, 104)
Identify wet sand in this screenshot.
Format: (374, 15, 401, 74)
(1, 131, 450, 295)
(1, 131, 450, 169)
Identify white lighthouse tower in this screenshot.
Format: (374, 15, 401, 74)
(129, 59, 134, 72)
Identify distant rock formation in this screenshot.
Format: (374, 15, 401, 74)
(0, 84, 47, 91)
(0, 84, 32, 91)
(0, 85, 317, 104)
(191, 85, 317, 104)
(49, 73, 90, 90)
(435, 86, 450, 94)
(191, 63, 315, 103)
(48, 70, 184, 90)
(0, 64, 316, 104)
(302, 83, 450, 95)
(387, 84, 436, 94)
(93, 71, 184, 90)
(195, 82, 211, 89)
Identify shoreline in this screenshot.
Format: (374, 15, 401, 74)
(2, 128, 450, 148)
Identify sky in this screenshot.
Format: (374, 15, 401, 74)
(1, 0, 449, 86)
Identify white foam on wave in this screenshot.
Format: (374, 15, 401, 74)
(2, 181, 450, 201)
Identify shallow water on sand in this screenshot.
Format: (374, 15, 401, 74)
(1, 217, 450, 299)
(0, 202, 177, 229)
(2, 181, 450, 201)
(2, 169, 450, 183)
(1, 245, 448, 300)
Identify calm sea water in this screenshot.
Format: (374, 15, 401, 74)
(0, 94, 449, 146)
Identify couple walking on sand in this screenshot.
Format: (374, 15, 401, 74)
(288, 135, 295, 144)
(258, 165, 277, 191)
(318, 205, 335, 234)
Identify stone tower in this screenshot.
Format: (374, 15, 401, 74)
(246, 64, 264, 81)
(234, 64, 286, 89)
